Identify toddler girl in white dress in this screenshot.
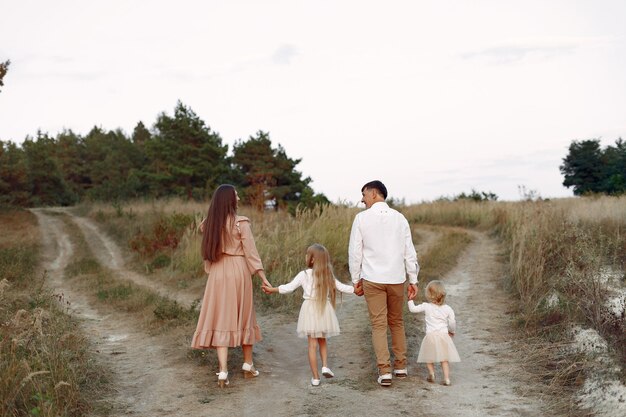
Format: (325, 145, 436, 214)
(408, 280, 460, 386)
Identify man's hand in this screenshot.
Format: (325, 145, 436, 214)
(354, 279, 364, 297)
(407, 283, 418, 300)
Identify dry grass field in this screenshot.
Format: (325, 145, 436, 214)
(2, 196, 624, 416)
(0, 208, 108, 417)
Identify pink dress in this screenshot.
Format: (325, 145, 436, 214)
(191, 216, 263, 348)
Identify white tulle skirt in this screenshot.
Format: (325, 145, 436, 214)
(296, 299, 341, 338)
(417, 331, 461, 363)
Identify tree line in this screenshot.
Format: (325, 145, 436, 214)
(0, 101, 329, 210)
(560, 138, 626, 196)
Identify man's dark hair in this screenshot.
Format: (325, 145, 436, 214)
(361, 180, 388, 199)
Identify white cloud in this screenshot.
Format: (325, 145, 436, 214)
(271, 44, 298, 65)
(462, 36, 614, 65)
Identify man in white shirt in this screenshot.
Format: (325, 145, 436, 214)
(349, 180, 419, 387)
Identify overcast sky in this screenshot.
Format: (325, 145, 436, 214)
(1, 0, 625, 203)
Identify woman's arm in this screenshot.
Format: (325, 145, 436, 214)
(255, 269, 271, 288)
(238, 219, 265, 276)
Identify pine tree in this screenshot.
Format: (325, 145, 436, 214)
(145, 102, 230, 198)
(232, 131, 327, 211)
(22, 132, 76, 206)
(0, 141, 30, 205)
(560, 139, 604, 195)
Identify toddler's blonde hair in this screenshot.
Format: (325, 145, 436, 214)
(306, 244, 337, 312)
(425, 280, 446, 305)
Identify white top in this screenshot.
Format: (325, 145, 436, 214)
(408, 301, 457, 334)
(348, 201, 419, 285)
(278, 269, 355, 299)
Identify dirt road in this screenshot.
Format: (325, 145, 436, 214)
(33, 210, 547, 416)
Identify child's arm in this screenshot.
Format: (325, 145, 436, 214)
(447, 306, 457, 335)
(407, 300, 426, 313)
(334, 279, 355, 294)
(263, 271, 305, 295)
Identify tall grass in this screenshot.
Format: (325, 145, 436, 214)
(59, 216, 198, 331)
(408, 196, 626, 407)
(82, 196, 626, 389)
(403, 199, 503, 229)
(173, 205, 359, 312)
(82, 201, 359, 313)
(416, 227, 473, 288)
(0, 208, 108, 417)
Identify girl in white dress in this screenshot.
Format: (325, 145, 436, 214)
(408, 280, 460, 386)
(263, 244, 354, 386)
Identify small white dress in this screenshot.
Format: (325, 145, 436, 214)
(278, 269, 354, 338)
(408, 301, 461, 363)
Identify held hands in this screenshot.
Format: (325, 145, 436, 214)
(258, 273, 275, 294)
(407, 283, 418, 301)
(262, 284, 277, 294)
(353, 279, 364, 297)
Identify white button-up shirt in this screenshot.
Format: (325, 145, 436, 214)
(348, 201, 419, 285)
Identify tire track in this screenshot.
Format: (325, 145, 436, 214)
(32, 209, 211, 416)
(33, 208, 547, 416)
(51, 208, 198, 308)
(415, 230, 546, 417)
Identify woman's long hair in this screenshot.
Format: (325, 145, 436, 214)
(202, 184, 238, 262)
(307, 244, 337, 312)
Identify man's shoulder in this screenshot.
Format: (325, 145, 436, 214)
(380, 205, 409, 221)
(354, 204, 407, 220)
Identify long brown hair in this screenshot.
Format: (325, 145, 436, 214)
(306, 244, 337, 312)
(202, 184, 238, 262)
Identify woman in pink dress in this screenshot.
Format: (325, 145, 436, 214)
(191, 184, 272, 387)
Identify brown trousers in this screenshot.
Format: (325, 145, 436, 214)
(363, 280, 407, 374)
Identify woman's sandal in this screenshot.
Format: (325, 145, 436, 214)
(242, 362, 259, 378)
(426, 373, 435, 383)
(216, 371, 229, 388)
(443, 379, 451, 386)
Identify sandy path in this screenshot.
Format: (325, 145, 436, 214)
(32, 209, 211, 416)
(33, 210, 547, 416)
(413, 225, 440, 256)
(415, 230, 546, 417)
(48, 208, 198, 308)
(197, 227, 547, 416)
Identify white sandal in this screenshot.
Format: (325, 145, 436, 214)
(216, 371, 229, 388)
(242, 362, 259, 378)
